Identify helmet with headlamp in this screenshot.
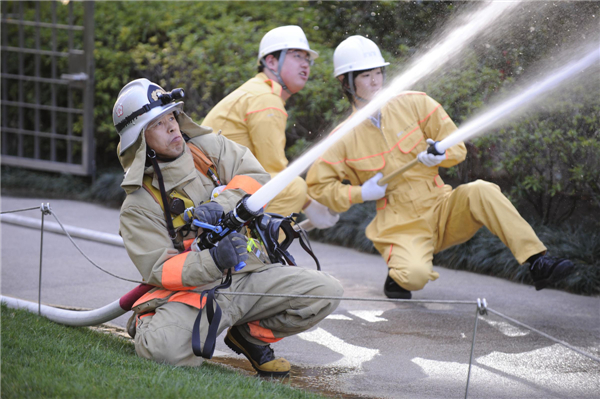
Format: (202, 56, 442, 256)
(113, 78, 185, 155)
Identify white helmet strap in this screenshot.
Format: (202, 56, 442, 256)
(261, 49, 293, 96)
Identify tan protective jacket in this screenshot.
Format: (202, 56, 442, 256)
(203, 72, 289, 175)
(307, 92, 466, 213)
(118, 112, 270, 291)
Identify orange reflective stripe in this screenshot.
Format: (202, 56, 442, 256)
(162, 253, 194, 291)
(319, 156, 345, 165)
(168, 292, 206, 309)
(139, 312, 155, 320)
(132, 288, 171, 308)
(248, 321, 282, 344)
(348, 185, 353, 204)
(419, 104, 442, 124)
(387, 244, 393, 263)
(243, 107, 287, 121)
(376, 198, 387, 211)
(264, 79, 283, 97)
(223, 175, 263, 195)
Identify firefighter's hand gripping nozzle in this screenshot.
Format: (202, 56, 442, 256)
(192, 195, 262, 271)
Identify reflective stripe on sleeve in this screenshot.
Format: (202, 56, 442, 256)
(222, 175, 263, 195)
(162, 253, 195, 291)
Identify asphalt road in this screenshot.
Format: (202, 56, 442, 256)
(2, 196, 599, 398)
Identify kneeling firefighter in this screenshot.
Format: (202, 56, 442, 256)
(114, 78, 343, 375)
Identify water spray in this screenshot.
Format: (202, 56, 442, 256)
(379, 45, 600, 185)
(245, 1, 520, 213)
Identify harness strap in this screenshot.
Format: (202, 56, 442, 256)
(142, 175, 194, 229)
(148, 152, 182, 251)
(191, 270, 232, 359)
(187, 142, 221, 185)
(295, 228, 321, 271)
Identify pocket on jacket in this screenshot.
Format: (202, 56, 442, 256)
(345, 154, 386, 172)
(396, 127, 424, 154)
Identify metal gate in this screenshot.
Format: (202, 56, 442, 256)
(1, 1, 95, 176)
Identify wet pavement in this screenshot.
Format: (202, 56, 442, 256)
(2, 196, 599, 398)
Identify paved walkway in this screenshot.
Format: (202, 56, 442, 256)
(2, 196, 599, 398)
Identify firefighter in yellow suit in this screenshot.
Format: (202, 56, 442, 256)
(306, 36, 574, 299)
(114, 78, 342, 376)
(203, 25, 338, 229)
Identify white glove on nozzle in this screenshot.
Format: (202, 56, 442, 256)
(361, 172, 388, 202)
(303, 200, 340, 229)
(417, 139, 446, 167)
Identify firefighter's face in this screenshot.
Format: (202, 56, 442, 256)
(354, 68, 383, 103)
(144, 112, 184, 159)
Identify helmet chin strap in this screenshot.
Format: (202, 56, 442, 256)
(261, 49, 293, 96)
(347, 72, 369, 105)
(145, 142, 185, 163)
(346, 68, 387, 106)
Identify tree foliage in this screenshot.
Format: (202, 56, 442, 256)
(3, 1, 599, 225)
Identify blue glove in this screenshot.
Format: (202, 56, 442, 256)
(193, 201, 224, 226)
(209, 233, 248, 272)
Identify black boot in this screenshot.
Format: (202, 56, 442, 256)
(224, 326, 290, 377)
(383, 275, 412, 299)
(529, 255, 574, 291)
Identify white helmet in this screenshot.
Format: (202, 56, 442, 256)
(257, 25, 318, 65)
(113, 78, 184, 155)
(333, 35, 389, 77)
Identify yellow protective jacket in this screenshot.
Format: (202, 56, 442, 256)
(306, 91, 467, 233)
(118, 112, 270, 295)
(203, 72, 289, 175)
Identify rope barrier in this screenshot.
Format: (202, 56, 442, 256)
(217, 291, 479, 305)
(0, 206, 41, 214)
(0, 204, 144, 284)
(48, 209, 145, 284)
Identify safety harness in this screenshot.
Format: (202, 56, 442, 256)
(143, 139, 320, 359)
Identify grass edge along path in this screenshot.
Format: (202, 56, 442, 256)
(0, 304, 328, 399)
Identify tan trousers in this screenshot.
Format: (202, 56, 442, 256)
(265, 175, 307, 217)
(134, 262, 342, 366)
(370, 180, 547, 291)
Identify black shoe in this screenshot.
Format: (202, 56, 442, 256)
(383, 276, 412, 299)
(529, 256, 574, 291)
(224, 326, 290, 377)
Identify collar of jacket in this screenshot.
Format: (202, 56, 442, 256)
(256, 72, 285, 100)
(118, 111, 213, 195)
(146, 148, 197, 193)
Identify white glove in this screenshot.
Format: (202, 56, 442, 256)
(417, 139, 446, 167)
(303, 200, 340, 229)
(361, 172, 388, 202)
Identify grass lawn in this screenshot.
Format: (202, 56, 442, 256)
(1, 304, 327, 399)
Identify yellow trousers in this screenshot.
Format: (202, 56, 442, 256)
(369, 179, 547, 291)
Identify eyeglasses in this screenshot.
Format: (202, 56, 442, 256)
(288, 50, 314, 66)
